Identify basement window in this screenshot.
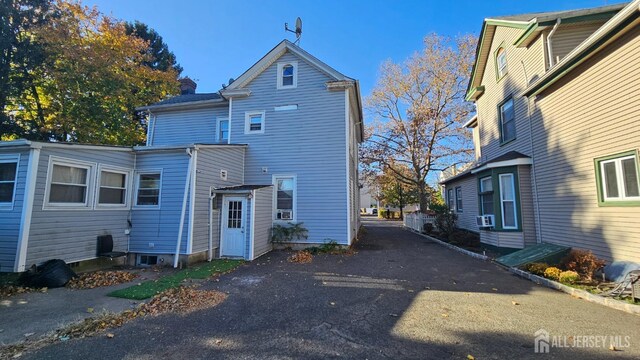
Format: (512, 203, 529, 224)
(137, 255, 158, 266)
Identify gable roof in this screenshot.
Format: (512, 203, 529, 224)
(137, 93, 225, 111)
(466, 3, 627, 101)
(222, 39, 351, 92)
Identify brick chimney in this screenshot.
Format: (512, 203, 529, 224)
(179, 77, 197, 95)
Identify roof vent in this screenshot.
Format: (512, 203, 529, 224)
(179, 77, 197, 95)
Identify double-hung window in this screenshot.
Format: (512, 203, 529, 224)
(0, 155, 19, 208)
(245, 111, 265, 134)
(277, 61, 297, 89)
(447, 188, 454, 210)
(45, 160, 92, 208)
(499, 98, 516, 143)
(136, 172, 161, 207)
(479, 176, 494, 216)
(596, 152, 640, 204)
(499, 174, 517, 229)
(496, 47, 508, 79)
(217, 118, 229, 143)
(455, 187, 463, 212)
(97, 168, 129, 207)
(274, 175, 296, 221)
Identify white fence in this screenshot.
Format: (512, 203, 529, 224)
(403, 213, 436, 233)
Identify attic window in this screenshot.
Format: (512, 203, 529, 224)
(496, 47, 508, 79)
(277, 61, 298, 89)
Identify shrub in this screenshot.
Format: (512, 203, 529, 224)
(423, 223, 434, 234)
(271, 222, 309, 243)
(448, 230, 480, 247)
(559, 270, 580, 284)
(433, 206, 457, 237)
(523, 262, 549, 276)
(543, 267, 562, 281)
(560, 249, 606, 281)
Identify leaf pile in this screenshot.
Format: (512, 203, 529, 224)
(142, 286, 227, 315)
(66, 271, 138, 290)
(0, 285, 45, 298)
(288, 250, 313, 264)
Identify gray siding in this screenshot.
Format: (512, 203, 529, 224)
(445, 175, 479, 232)
(0, 147, 30, 271)
(230, 51, 349, 244)
(26, 148, 134, 267)
(151, 107, 229, 146)
(192, 147, 245, 254)
(480, 230, 524, 249)
(252, 186, 273, 259)
(129, 150, 190, 255)
(530, 25, 640, 262)
(518, 166, 537, 247)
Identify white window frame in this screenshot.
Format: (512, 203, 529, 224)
(0, 154, 20, 210)
(216, 117, 229, 143)
(277, 61, 298, 90)
(496, 47, 508, 78)
(272, 174, 297, 223)
(134, 170, 163, 209)
(455, 186, 463, 212)
(599, 154, 640, 202)
(479, 176, 494, 216)
(447, 188, 454, 210)
(499, 173, 518, 229)
(95, 165, 132, 210)
(43, 156, 95, 210)
(244, 111, 265, 134)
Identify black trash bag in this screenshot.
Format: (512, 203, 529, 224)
(19, 259, 77, 288)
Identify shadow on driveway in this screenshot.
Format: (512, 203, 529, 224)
(21, 218, 640, 359)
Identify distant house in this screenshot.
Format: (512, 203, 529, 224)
(0, 40, 363, 272)
(441, 1, 640, 263)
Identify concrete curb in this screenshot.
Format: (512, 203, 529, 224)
(404, 227, 490, 261)
(508, 266, 640, 316)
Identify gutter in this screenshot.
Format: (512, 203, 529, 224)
(136, 98, 226, 112)
(546, 18, 562, 68)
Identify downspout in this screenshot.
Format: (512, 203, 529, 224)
(208, 190, 216, 261)
(546, 19, 561, 68)
(174, 148, 194, 268)
(187, 148, 198, 254)
(522, 60, 543, 244)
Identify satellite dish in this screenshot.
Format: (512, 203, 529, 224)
(295, 17, 302, 38)
(285, 17, 303, 45)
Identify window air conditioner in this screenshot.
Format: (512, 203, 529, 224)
(476, 215, 494, 228)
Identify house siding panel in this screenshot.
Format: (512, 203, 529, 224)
(252, 186, 273, 259)
(230, 51, 349, 244)
(151, 107, 229, 146)
(0, 148, 30, 271)
(129, 150, 190, 255)
(518, 165, 538, 247)
(26, 148, 134, 266)
(476, 26, 546, 163)
(192, 147, 245, 254)
(531, 24, 640, 262)
(551, 21, 607, 63)
(444, 175, 478, 232)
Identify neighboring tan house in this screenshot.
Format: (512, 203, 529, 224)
(441, 1, 640, 263)
(0, 40, 363, 272)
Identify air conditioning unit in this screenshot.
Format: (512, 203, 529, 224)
(476, 215, 495, 228)
(279, 211, 293, 220)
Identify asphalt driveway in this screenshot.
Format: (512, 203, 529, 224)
(21, 219, 640, 359)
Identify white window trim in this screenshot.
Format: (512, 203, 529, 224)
(0, 154, 20, 211)
(277, 61, 298, 90)
(244, 111, 265, 134)
(272, 174, 297, 223)
(216, 117, 229, 144)
(499, 173, 518, 229)
(133, 170, 163, 209)
(600, 155, 640, 201)
(497, 48, 507, 77)
(94, 164, 132, 210)
(479, 176, 493, 216)
(43, 156, 96, 210)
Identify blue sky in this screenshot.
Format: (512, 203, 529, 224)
(85, 0, 616, 98)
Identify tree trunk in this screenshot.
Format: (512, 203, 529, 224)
(398, 181, 404, 220)
(418, 183, 429, 214)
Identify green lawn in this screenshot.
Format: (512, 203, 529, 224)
(108, 259, 243, 300)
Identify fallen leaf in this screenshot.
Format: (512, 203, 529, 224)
(609, 344, 618, 351)
(389, 313, 398, 317)
(106, 333, 115, 338)
(492, 288, 498, 291)
(441, 313, 449, 318)
(87, 307, 94, 313)
(330, 302, 336, 306)
(511, 301, 520, 305)
(467, 355, 475, 360)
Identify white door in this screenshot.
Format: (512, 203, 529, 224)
(221, 196, 246, 258)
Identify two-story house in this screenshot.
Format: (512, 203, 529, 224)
(0, 40, 363, 272)
(441, 1, 640, 264)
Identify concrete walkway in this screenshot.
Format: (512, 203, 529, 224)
(16, 219, 640, 359)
